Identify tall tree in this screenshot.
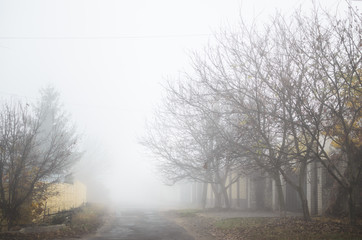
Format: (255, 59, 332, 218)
(288, 7, 362, 224)
(142, 80, 244, 209)
(194, 5, 361, 223)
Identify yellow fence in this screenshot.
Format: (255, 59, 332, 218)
(45, 180, 86, 215)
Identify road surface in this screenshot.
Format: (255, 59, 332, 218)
(80, 210, 195, 240)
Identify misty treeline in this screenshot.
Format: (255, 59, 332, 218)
(142, 6, 361, 224)
(0, 87, 80, 229)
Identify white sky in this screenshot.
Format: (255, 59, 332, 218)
(0, 0, 360, 206)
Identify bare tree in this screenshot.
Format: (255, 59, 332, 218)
(141, 79, 245, 209)
(194, 5, 361, 222)
(188, 26, 295, 216)
(287, 6, 362, 224)
(143, 3, 361, 223)
(0, 87, 80, 229)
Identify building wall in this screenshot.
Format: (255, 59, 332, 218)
(179, 160, 362, 216)
(45, 180, 86, 214)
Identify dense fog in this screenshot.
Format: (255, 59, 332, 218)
(0, 0, 360, 210)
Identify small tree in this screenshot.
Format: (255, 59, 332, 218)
(0, 87, 80, 229)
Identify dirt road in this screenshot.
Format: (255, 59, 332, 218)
(78, 210, 194, 240)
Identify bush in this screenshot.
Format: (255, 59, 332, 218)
(70, 204, 108, 233)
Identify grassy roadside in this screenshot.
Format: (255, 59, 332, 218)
(61, 203, 109, 236)
(212, 216, 362, 240)
(167, 209, 362, 240)
(164, 209, 217, 240)
(173, 209, 202, 218)
(0, 203, 109, 240)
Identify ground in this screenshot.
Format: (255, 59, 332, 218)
(1, 208, 362, 240)
(0, 209, 194, 240)
(164, 209, 362, 240)
(77, 210, 194, 240)
(162, 209, 297, 240)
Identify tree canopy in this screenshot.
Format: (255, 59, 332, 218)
(142, 5, 361, 224)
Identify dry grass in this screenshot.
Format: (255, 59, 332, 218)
(69, 203, 107, 232)
(174, 209, 202, 218)
(0, 203, 109, 240)
(212, 217, 362, 240)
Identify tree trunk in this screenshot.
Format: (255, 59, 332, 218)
(348, 186, 356, 225)
(280, 167, 310, 221)
(324, 166, 359, 225)
(214, 192, 222, 208)
(201, 182, 208, 209)
(325, 181, 348, 217)
(221, 185, 231, 209)
(6, 208, 18, 230)
(299, 161, 311, 221)
(297, 187, 311, 221)
(274, 174, 286, 217)
(211, 184, 222, 209)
